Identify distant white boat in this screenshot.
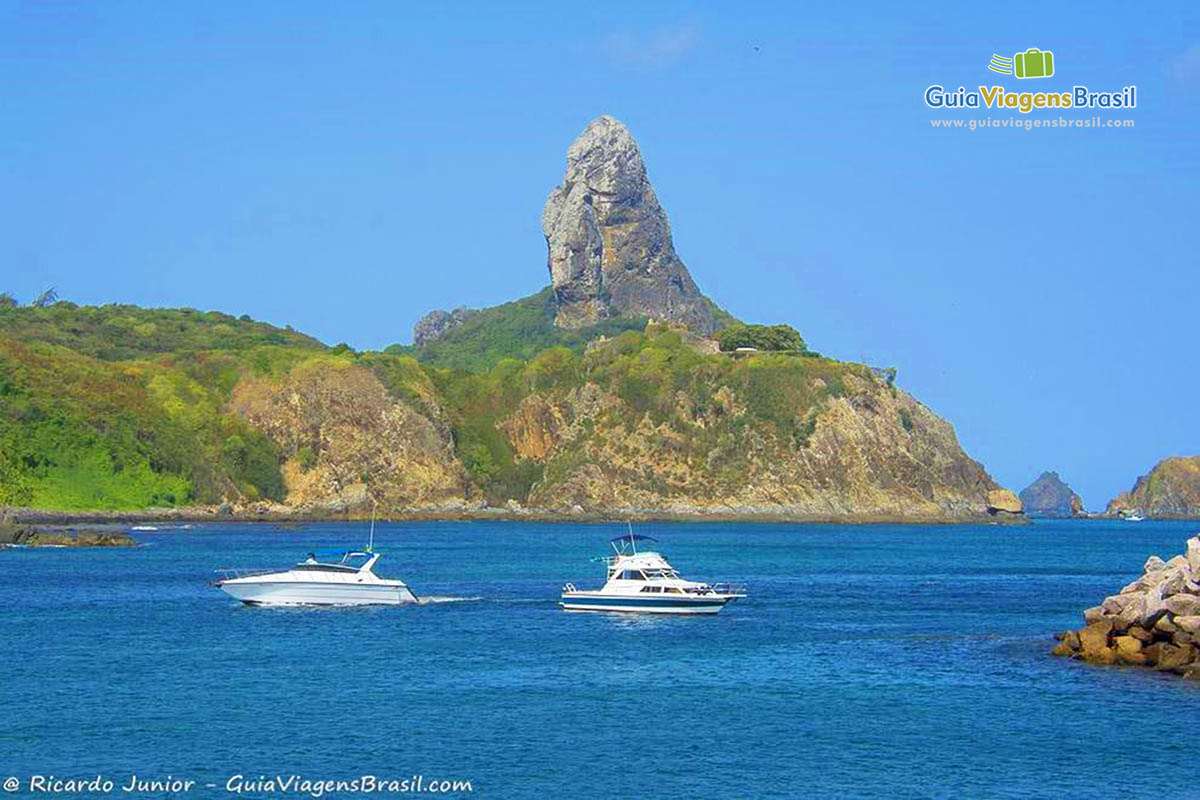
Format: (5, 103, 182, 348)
(561, 530, 746, 614)
(1124, 511, 1145, 522)
(130, 525, 159, 531)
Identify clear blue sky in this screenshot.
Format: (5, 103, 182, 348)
(3, 1, 1198, 509)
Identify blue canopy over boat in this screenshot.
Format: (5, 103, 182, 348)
(610, 533, 657, 544)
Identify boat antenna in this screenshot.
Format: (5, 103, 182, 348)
(628, 520, 635, 553)
(368, 498, 377, 553)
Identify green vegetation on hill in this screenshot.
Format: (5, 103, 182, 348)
(0, 304, 318, 510)
(388, 287, 649, 372)
(717, 323, 806, 352)
(391, 287, 742, 374)
(0, 303, 324, 360)
(0, 298, 844, 513)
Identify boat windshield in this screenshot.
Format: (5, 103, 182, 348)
(299, 550, 374, 570)
(641, 567, 679, 580)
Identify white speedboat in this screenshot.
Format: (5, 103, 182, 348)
(1124, 510, 1145, 522)
(561, 532, 746, 615)
(213, 549, 419, 606)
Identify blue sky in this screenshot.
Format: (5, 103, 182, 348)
(3, 1, 1198, 509)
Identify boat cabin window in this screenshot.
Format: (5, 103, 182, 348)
(664, 587, 682, 594)
(640, 586, 663, 593)
(619, 570, 646, 581)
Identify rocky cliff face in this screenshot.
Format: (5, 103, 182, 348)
(413, 307, 476, 348)
(1106, 456, 1200, 518)
(229, 360, 466, 512)
(499, 352, 1004, 519)
(542, 116, 716, 333)
(1019, 471, 1085, 518)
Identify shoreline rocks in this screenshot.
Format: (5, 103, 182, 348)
(0, 523, 137, 548)
(1053, 534, 1200, 680)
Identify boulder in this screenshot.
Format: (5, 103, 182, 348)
(1129, 626, 1154, 643)
(1158, 568, 1191, 597)
(1079, 620, 1114, 660)
(1083, 606, 1105, 625)
(1154, 643, 1196, 673)
(1102, 593, 1140, 615)
(1114, 635, 1144, 664)
(986, 489, 1023, 515)
(1188, 535, 1200, 573)
(1141, 585, 1169, 627)
(1173, 615, 1200, 635)
(1145, 555, 1167, 572)
(1164, 594, 1200, 617)
(1051, 640, 1077, 658)
(1154, 615, 1179, 635)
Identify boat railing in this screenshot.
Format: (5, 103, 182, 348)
(211, 567, 279, 583)
(707, 581, 748, 597)
(562, 582, 577, 593)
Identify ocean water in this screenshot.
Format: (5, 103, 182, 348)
(2, 519, 1199, 799)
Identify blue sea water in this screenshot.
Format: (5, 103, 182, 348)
(2, 519, 1200, 799)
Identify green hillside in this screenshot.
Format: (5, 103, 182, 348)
(389, 286, 739, 373)
(0, 304, 323, 509)
(0, 299, 857, 514)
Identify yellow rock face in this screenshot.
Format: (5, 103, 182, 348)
(230, 359, 466, 511)
(509, 372, 1007, 519)
(987, 489, 1023, 514)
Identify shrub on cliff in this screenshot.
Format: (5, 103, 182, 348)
(717, 324, 806, 352)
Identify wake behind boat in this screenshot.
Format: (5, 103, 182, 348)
(561, 532, 746, 615)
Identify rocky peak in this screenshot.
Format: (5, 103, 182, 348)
(1019, 470, 1085, 518)
(541, 116, 716, 333)
(413, 306, 476, 348)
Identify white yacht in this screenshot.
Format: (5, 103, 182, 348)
(1124, 510, 1145, 522)
(212, 509, 420, 606)
(213, 548, 419, 606)
(561, 532, 746, 615)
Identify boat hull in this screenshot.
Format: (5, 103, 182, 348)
(560, 592, 736, 615)
(218, 580, 418, 607)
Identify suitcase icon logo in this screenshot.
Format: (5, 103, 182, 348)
(988, 48, 1055, 79)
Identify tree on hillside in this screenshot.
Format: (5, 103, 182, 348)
(32, 287, 58, 308)
(0, 450, 33, 507)
(0, 293, 17, 309)
(717, 324, 806, 352)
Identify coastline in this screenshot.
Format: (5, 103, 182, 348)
(3, 504, 1031, 526)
